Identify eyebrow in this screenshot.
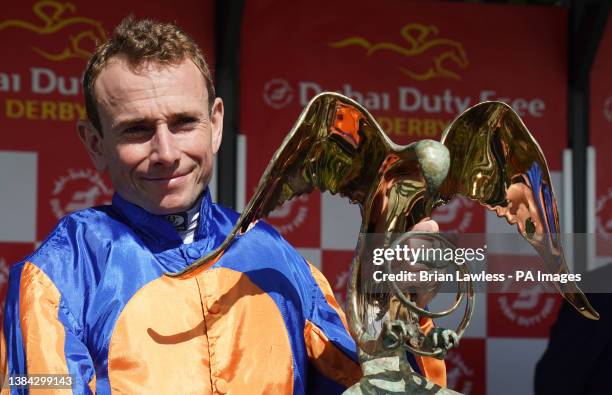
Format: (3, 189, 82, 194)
(111, 117, 153, 132)
(111, 112, 203, 131)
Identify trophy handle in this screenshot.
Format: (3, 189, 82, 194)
(384, 233, 475, 357)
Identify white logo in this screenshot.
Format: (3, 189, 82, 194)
(446, 351, 474, 394)
(498, 282, 556, 327)
(166, 215, 185, 227)
(50, 169, 113, 219)
(596, 189, 612, 241)
(604, 97, 612, 122)
(263, 79, 293, 109)
(268, 195, 309, 234)
(432, 196, 475, 232)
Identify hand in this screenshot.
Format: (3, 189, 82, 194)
(393, 218, 443, 307)
(410, 218, 439, 233)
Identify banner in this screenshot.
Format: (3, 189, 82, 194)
(592, 15, 612, 260)
(0, 1, 214, 242)
(241, 0, 567, 242)
(241, 2, 568, 394)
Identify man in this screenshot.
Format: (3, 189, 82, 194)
(1, 17, 444, 394)
(1, 17, 362, 394)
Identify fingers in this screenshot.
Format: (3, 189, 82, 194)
(440, 329, 459, 349)
(410, 218, 439, 233)
(442, 330, 451, 347)
(450, 331, 459, 348)
(408, 218, 439, 250)
(382, 320, 409, 350)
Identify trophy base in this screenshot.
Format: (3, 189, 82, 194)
(343, 350, 461, 395)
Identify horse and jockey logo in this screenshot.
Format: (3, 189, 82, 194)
(329, 23, 469, 81)
(50, 169, 113, 219)
(0, 0, 107, 61)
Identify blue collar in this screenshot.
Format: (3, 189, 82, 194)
(111, 188, 214, 250)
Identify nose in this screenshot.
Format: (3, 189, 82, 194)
(150, 124, 180, 166)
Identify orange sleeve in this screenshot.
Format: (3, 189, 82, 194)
(415, 317, 447, 387)
(3, 262, 96, 393)
(305, 263, 362, 389)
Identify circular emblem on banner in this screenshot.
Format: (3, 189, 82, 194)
(604, 97, 612, 122)
(268, 195, 309, 234)
(432, 196, 475, 232)
(446, 351, 475, 394)
(263, 79, 293, 109)
(596, 189, 612, 241)
(497, 282, 556, 327)
(50, 169, 113, 219)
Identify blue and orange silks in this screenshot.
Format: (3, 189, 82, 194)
(0, 189, 444, 394)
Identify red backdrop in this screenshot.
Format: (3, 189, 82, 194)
(240, 2, 571, 394)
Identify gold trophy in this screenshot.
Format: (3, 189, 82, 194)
(171, 93, 598, 394)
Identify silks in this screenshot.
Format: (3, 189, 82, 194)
(0, 189, 442, 394)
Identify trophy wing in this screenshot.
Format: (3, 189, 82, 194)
(439, 101, 599, 320)
(238, 92, 391, 233)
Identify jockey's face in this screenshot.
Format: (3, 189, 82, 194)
(79, 57, 223, 214)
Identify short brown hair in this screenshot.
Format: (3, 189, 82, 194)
(83, 17, 215, 133)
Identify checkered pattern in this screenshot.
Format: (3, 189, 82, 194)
(0, 153, 567, 395)
(236, 1, 608, 390)
(258, 174, 564, 395)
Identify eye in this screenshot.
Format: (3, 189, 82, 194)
(124, 126, 147, 134)
(121, 124, 154, 139)
(171, 116, 199, 132)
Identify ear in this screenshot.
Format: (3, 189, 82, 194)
(210, 97, 224, 155)
(77, 120, 108, 172)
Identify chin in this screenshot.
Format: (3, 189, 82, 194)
(152, 194, 200, 214)
(150, 202, 190, 215)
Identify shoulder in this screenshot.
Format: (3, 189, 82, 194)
(235, 218, 309, 269)
(6, 205, 133, 319)
(209, 203, 241, 235)
(28, 205, 120, 270)
(219, 215, 324, 302)
(210, 202, 240, 222)
(209, 202, 300, 263)
(14, 205, 129, 300)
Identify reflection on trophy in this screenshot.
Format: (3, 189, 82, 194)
(172, 92, 598, 394)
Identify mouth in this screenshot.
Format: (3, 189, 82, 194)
(141, 171, 191, 187)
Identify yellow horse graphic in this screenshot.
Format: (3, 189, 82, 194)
(0, 0, 107, 61)
(329, 23, 469, 81)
